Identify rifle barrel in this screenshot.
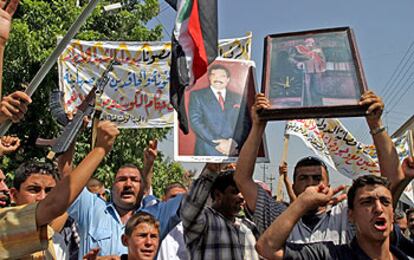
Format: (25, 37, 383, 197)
(0, 0, 101, 136)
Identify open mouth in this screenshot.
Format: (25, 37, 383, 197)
(0, 192, 8, 206)
(373, 217, 387, 231)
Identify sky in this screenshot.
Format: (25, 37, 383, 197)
(150, 0, 414, 193)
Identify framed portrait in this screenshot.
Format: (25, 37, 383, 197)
(174, 58, 269, 163)
(260, 27, 368, 120)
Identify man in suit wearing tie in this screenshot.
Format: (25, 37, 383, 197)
(189, 64, 250, 156)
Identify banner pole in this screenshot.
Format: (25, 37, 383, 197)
(0, 0, 100, 136)
(276, 134, 289, 202)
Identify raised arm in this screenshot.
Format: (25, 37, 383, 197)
(234, 93, 269, 212)
(0, 0, 19, 97)
(0, 91, 31, 124)
(279, 161, 297, 203)
(392, 156, 414, 205)
(0, 135, 19, 156)
(36, 120, 119, 227)
(142, 140, 157, 194)
(256, 184, 346, 259)
(181, 163, 220, 245)
(361, 91, 404, 194)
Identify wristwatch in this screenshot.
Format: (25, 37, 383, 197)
(370, 125, 386, 135)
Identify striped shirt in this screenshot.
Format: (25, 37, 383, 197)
(181, 171, 260, 260)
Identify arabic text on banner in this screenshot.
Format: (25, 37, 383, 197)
(58, 33, 252, 128)
(285, 118, 411, 179)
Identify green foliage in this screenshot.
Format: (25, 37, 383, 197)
(2, 0, 188, 193)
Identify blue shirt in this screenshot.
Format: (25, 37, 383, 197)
(68, 188, 182, 258)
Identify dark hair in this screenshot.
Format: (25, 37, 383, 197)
(210, 170, 237, 200)
(293, 156, 329, 182)
(406, 208, 414, 217)
(208, 64, 230, 78)
(124, 212, 160, 237)
(118, 163, 141, 172)
(347, 175, 390, 210)
(116, 163, 146, 189)
(13, 160, 59, 190)
(164, 182, 187, 196)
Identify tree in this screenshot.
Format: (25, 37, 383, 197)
(2, 0, 188, 192)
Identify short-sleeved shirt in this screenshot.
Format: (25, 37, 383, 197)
(0, 203, 54, 259)
(253, 185, 355, 245)
(284, 238, 408, 259)
(68, 188, 182, 258)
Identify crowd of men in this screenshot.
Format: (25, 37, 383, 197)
(2, 0, 414, 259)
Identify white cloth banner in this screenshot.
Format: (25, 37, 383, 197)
(58, 33, 252, 128)
(285, 118, 413, 205)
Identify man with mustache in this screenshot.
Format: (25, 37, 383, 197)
(189, 64, 250, 156)
(67, 141, 183, 258)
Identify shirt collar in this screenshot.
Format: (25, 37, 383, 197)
(210, 86, 226, 101)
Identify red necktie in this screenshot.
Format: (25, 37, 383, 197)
(217, 91, 225, 111)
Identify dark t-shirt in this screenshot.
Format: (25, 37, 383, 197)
(284, 238, 408, 260)
(301, 212, 325, 231)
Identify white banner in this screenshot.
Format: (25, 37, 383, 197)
(285, 118, 413, 205)
(58, 33, 252, 128)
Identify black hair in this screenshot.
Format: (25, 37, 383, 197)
(116, 163, 146, 189)
(293, 156, 329, 182)
(347, 175, 390, 210)
(208, 64, 230, 78)
(13, 160, 60, 190)
(210, 170, 237, 201)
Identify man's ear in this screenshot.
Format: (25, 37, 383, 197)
(292, 182, 299, 197)
(9, 187, 17, 203)
(121, 234, 128, 247)
(348, 209, 354, 224)
(213, 190, 222, 202)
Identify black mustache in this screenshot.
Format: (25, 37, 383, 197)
(121, 189, 134, 195)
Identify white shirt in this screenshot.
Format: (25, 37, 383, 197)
(157, 222, 189, 260)
(210, 86, 226, 102)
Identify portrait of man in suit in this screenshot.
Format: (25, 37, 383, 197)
(188, 63, 250, 157)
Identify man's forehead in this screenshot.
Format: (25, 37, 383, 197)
(296, 165, 325, 175)
(116, 167, 141, 178)
(22, 174, 57, 186)
(210, 69, 228, 76)
(356, 184, 391, 199)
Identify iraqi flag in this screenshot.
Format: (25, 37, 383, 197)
(166, 0, 218, 134)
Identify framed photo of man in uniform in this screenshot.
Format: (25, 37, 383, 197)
(260, 27, 368, 120)
(174, 58, 268, 163)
